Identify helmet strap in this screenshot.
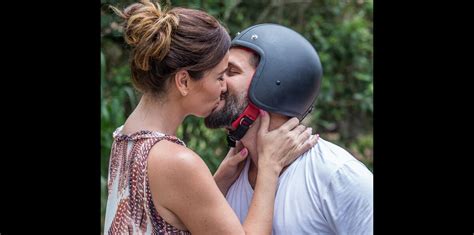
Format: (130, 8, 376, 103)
(226, 101, 260, 147)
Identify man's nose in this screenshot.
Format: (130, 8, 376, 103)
(221, 75, 228, 93)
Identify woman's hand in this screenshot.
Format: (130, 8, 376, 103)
(256, 110, 319, 174)
(213, 141, 249, 196)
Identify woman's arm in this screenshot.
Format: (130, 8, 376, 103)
(148, 111, 317, 235)
(213, 141, 248, 196)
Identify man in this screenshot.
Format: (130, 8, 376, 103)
(205, 24, 373, 234)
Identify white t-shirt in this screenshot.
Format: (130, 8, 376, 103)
(226, 138, 373, 235)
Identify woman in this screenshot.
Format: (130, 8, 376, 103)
(103, 1, 318, 234)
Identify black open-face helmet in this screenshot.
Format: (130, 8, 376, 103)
(227, 23, 323, 147)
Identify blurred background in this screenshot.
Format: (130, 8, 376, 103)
(101, 0, 372, 232)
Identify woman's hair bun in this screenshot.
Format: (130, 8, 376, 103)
(111, 0, 179, 71)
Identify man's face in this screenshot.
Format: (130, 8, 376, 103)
(204, 48, 257, 130)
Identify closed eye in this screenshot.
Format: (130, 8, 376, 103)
(227, 69, 239, 76)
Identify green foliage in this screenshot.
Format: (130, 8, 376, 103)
(303, 1, 373, 170)
(101, 0, 372, 233)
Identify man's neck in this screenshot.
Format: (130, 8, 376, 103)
(247, 155, 291, 189)
(248, 159, 258, 189)
(242, 113, 290, 189)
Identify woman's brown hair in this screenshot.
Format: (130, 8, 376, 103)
(111, 0, 230, 95)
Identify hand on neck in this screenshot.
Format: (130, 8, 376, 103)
(241, 112, 290, 160)
(241, 112, 290, 188)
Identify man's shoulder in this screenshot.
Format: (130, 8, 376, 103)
(294, 138, 371, 184)
(300, 138, 358, 168)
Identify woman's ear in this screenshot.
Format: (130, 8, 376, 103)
(174, 69, 190, 96)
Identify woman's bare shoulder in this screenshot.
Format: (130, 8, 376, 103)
(148, 140, 210, 177)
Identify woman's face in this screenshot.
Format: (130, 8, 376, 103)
(187, 52, 229, 117)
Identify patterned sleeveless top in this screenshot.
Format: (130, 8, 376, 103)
(104, 126, 191, 235)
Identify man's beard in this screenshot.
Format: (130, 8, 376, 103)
(204, 91, 248, 129)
